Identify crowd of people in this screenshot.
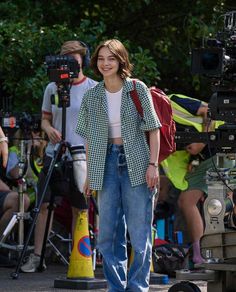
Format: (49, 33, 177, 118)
(0, 38, 234, 292)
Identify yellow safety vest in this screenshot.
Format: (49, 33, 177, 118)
(161, 94, 223, 191)
(9, 146, 43, 204)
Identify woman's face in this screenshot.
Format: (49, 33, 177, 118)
(97, 46, 120, 78)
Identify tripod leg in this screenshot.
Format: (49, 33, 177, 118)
(47, 238, 69, 265)
(18, 179, 26, 247)
(11, 143, 63, 279)
(38, 193, 55, 271)
(0, 214, 18, 243)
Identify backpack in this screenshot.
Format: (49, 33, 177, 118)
(130, 80, 176, 163)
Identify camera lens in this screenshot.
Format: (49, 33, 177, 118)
(202, 51, 220, 70)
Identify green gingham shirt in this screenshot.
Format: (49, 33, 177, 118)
(76, 78, 161, 190)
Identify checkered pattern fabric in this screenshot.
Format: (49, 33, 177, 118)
(76, 78, 161, 190)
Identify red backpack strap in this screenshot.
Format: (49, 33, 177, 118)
(130, 79, 144, 117)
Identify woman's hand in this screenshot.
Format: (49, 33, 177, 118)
(146, 165, 159, 190)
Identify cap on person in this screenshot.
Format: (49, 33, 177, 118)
(60, 40, 87, 56)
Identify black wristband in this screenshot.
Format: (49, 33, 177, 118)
(149, 162, 158, 168)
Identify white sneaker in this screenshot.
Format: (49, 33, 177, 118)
(20, 253, 46, 273)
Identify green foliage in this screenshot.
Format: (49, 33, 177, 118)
(131, 47, 160, 86)
(0, 20, 108, 113)
(0, 0, 234, 113)
(0, 15, 159, 113)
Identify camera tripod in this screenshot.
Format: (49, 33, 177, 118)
(11, 82, 83, 279)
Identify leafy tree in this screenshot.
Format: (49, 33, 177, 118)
(0, 0, 235, 113)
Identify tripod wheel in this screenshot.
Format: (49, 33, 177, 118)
(11, 272, 19, 279)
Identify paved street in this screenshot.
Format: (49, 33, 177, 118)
(0, 213, 209, 291)
(0, 263, 208, 292)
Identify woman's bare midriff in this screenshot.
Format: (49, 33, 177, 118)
(108, 137, 123, 145)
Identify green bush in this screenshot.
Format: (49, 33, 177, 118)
(0, 19, 158, 113)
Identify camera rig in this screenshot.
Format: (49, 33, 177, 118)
(0, 111, 41, 137)
(45, 55, 80, 108)
(45, 55, 80, 84)
(191, 11, 236, 81)
(169, 11, 236, 292)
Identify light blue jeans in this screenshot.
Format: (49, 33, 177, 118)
(97, 144, 155, 292)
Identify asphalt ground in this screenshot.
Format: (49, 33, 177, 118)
(0, 213, 208, 291)
(0, 263, 208, 292)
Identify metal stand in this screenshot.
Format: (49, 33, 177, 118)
(203, 154, 236, 234)
(11, 81, 101, 283)
(11, 139, 67, 279)
(37, 148, 69, 272)
(169, 153, 236, 291)
(47, 230, 72, 266)
(0, 135, 70, 269)
(0, 139, 32, 252)
(11, 81, 71, 279)
(173, 261, 236, 292)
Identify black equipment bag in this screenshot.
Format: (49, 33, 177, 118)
(152, 243, 189, 276)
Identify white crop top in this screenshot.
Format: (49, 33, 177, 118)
(105, 87, 122, 138)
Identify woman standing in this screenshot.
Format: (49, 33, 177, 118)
(76, 39, 161, 292)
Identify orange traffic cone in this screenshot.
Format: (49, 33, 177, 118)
(54, 210, 107, 290)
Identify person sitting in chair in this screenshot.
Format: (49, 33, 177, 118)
(0, 126, 30, 266)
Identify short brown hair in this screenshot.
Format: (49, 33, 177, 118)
(90, 39, 133, 79)
(60, 40, 87, 56)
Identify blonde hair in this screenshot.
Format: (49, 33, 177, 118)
(90, 39, 133, 79)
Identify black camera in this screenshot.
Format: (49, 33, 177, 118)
(45, 55, 80, 83)
(191, 11, 236, 123)
(191, 11, 236, 79)
(45, 55, 80, 108)
(0, 111, 41, 134)
(18, 112, 41, 133)
(175, 11, 236, 153)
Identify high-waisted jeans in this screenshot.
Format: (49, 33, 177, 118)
(97, 144, 155, 292)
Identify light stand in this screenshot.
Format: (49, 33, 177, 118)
(0, 139, 32, 252)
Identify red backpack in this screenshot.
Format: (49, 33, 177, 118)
(130, 80, 176, 163)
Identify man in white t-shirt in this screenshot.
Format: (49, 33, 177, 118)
(21, 40, 97, 273)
